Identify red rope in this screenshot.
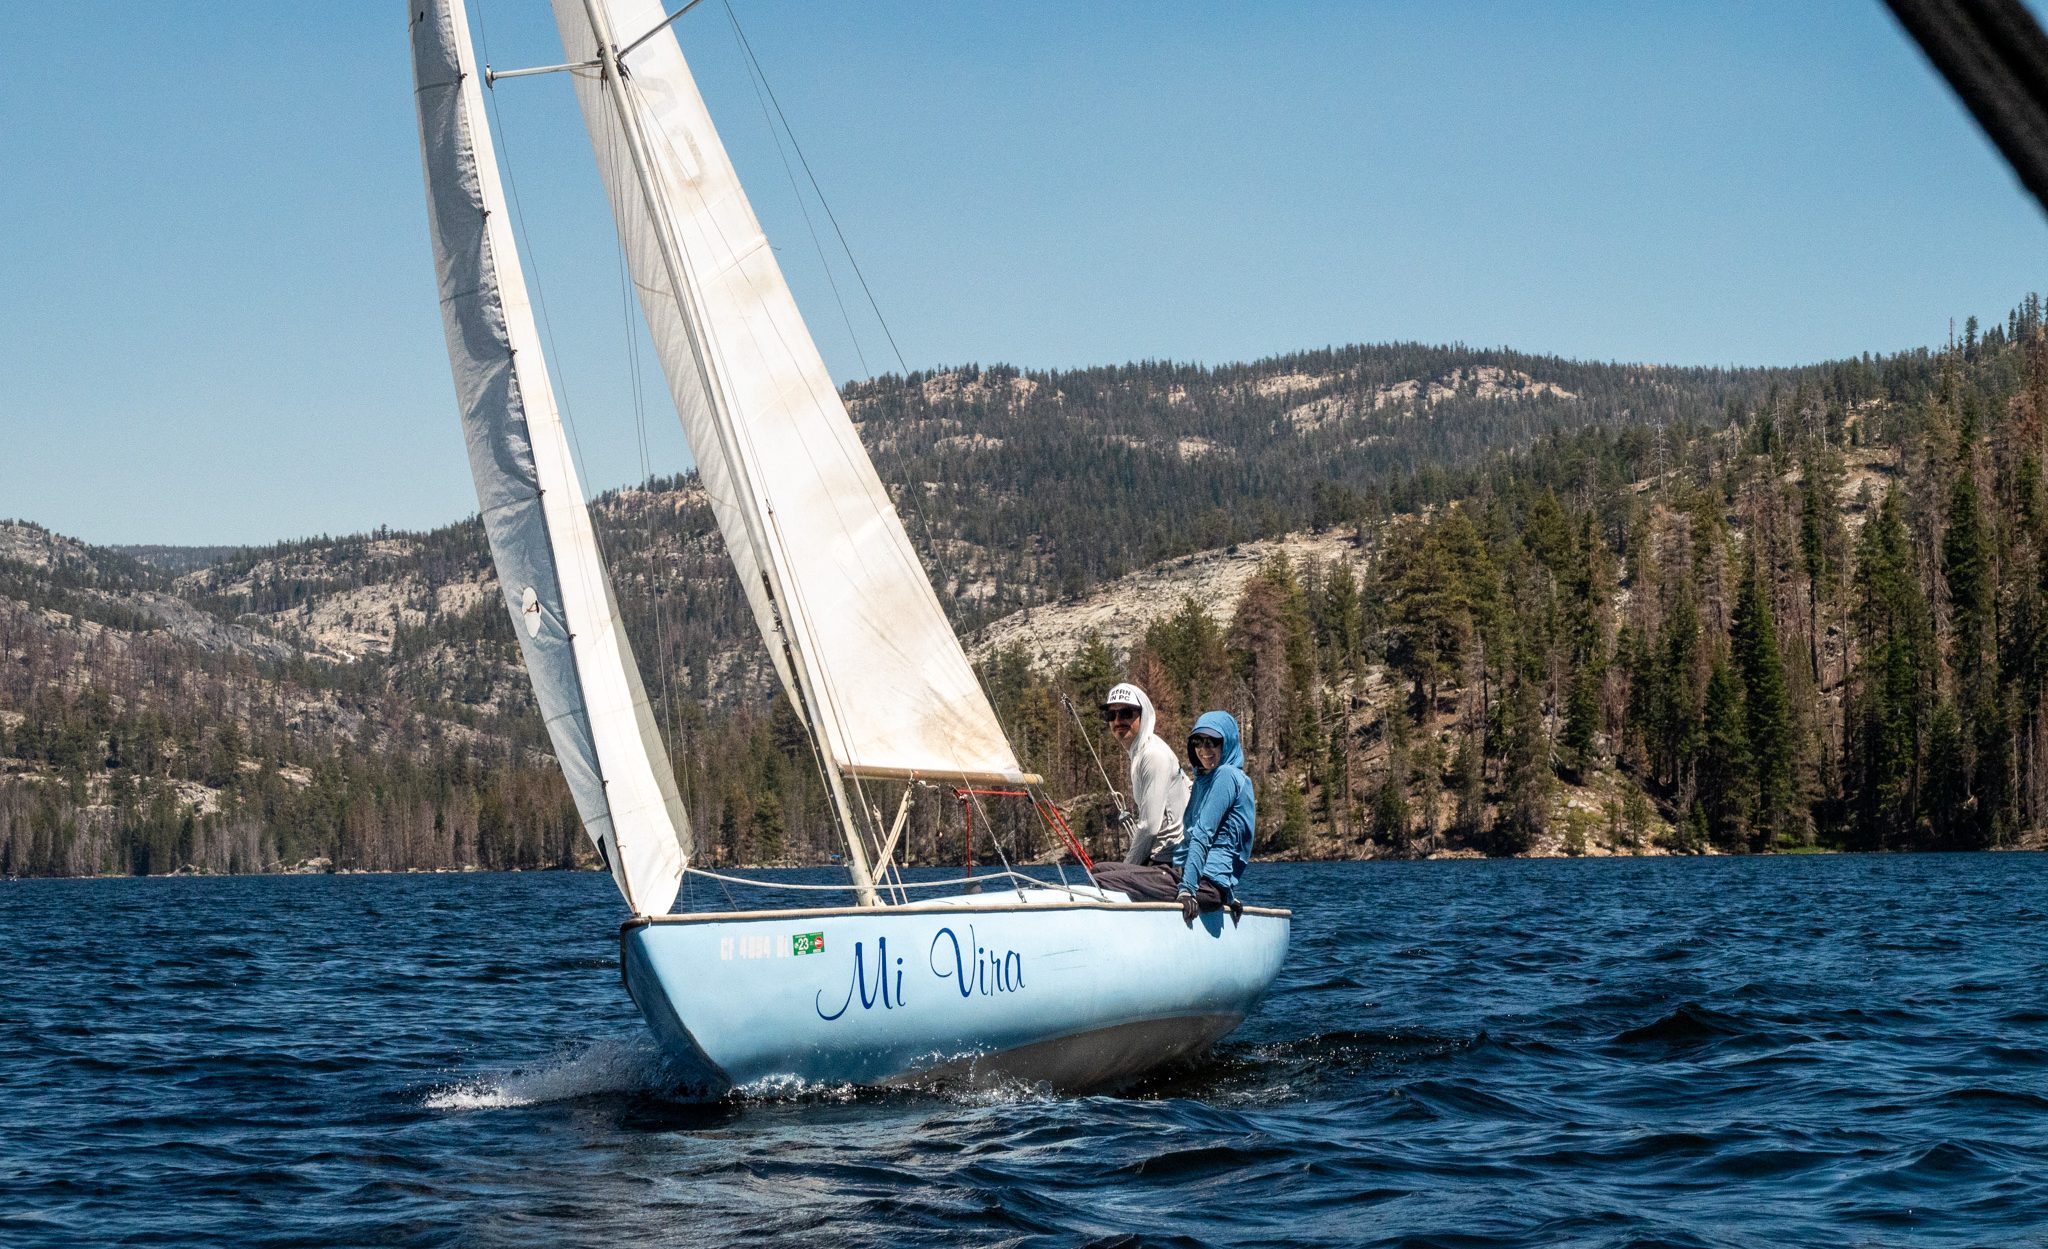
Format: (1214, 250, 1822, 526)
(1038, 800, 1096, 871)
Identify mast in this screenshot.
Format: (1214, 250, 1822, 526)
(546, 0, 1040, 912)
(571, 0, 882, 906)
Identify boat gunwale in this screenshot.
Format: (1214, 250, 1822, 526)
(623, 899, 1292, 929)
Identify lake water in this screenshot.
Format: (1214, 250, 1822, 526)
(3, 856, 2044, 1247)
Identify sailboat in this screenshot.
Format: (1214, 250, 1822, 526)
(407, 0, 1289, 1096)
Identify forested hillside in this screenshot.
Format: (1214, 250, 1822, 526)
(850, 344, 1859, 615)
(6, 314, 2042, 876)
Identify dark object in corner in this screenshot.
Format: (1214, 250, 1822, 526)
(1886, 0, 2048, 216)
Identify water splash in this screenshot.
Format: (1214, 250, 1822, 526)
(426, 1036, 667, 1111)
(731, 1072, 866, 1104)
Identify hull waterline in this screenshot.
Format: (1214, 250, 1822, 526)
(620, 891, 1291, 1097)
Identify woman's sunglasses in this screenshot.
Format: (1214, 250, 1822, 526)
(1102, 707, 1140, 723)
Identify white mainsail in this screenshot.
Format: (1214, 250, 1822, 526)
(548, 0, 1031, 792)
(410, 0, 689, 915)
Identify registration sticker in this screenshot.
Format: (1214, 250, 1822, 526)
(792, 931, 825, 956)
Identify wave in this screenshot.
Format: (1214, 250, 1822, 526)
(1608, 1002, 1754, 1050)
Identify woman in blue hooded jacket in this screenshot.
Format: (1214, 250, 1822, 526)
(1175, 711, 1255, 923)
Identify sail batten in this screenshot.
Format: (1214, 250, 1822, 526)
(410, 0, 688, 916)
(550, 0, 1026, 791)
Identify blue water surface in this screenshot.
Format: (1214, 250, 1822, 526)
(2, 855, 2045, 1247)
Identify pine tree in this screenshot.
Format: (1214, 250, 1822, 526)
(1522, 488, 1576, 577)
(1943, 429, 2001, 846)
(1312, 558, 1364, 676)
(1146, 596, 1230, 718)
(1696, 661, 1754, 850)
(1322, 693, 1354, 841)
(1276, 777, 1310, 854)
(1064, 632, 1121, 707)
(1450, 730, 1484, 842)
(1922, 699, 1969, 846)
(1798, 453, 1846, 686)
(1562, 658, 1602, 771)
(1228, 563, 1297, 771)
(1500, 675, 1548, 852)
(1849, 493, 1929, 849)
(1654, 591, 1704, 787)
(1732, 556, 1796, 848)
(1373, 696, 1412, 853)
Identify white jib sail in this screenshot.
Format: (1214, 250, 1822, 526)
(550, 0, 1030, 788)
(410, 0, 689, 915)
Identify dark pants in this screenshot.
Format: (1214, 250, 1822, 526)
(1092, 861, 1233, 908)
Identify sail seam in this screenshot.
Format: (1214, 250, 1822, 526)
(610, 64, 1010, 777)
(612, 68, 913, 785)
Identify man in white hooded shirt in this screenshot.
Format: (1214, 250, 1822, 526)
(1099, 682, 1189, 867)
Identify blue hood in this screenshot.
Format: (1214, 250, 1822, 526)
(1187, 711, 1243, 772)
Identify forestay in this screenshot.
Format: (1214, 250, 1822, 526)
(410, 0, 689, 915)
(549, 0, 1030, 787)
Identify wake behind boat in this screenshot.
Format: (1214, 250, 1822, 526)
(408, 0, 1288, 1097)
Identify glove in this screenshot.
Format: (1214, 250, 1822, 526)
(1228, 895, 1244, 926)
(1179, 891, 1199, 924)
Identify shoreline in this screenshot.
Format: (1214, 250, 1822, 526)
(9, 843, 2044, 882)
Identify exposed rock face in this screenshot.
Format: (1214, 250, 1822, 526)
(920, 370, 1039, 408)
(0, 523, 75, 570)
(131, 591, 298, 663)
(1286, 366, 1580, 430)
(972, 529, 1367, 669)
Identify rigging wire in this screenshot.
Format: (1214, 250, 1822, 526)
(596, 87, 687, 777)
(722, 0, 909, 375)
(706, 7, 1000, 755)
(473, 5, 599, 518)
(683, 864, 1111, 900)
(711, 6, 1068, 871)
(708, 7, 1040, 835)
(474, 4, 621, 635)
(724, 6, 871, 378)
(603, 59, 886, 888)
(1062, 691, 1132, 816)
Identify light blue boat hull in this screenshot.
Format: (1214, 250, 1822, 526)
(620, 890, 1291, 1097)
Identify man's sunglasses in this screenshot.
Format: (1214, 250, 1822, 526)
(1102, 707, 1140, 723)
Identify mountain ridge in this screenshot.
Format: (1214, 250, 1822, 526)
(3, 323, 2017, 875)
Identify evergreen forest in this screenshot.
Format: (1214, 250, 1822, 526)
(7, 310, 2048, 876)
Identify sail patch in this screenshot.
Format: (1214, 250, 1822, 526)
(520, 585, 543, 637)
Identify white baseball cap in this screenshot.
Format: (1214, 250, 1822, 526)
(1101, 682, 1144, 710)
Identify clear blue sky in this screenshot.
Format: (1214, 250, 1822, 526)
(3, 2, 2044, 546)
